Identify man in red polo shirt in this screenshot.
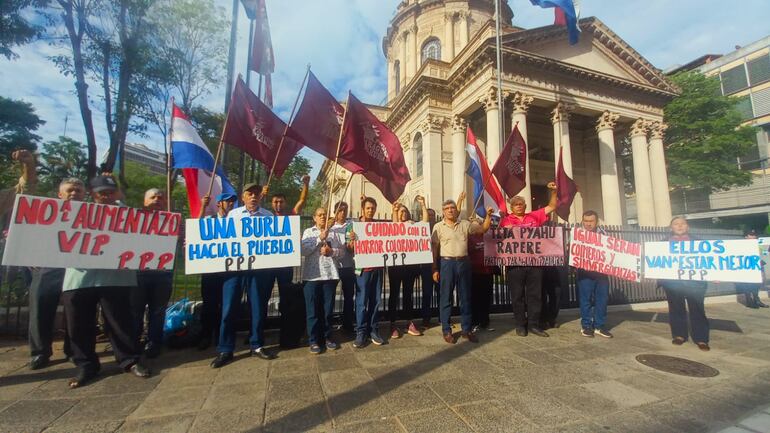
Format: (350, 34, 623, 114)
(500, 181, 557, 337)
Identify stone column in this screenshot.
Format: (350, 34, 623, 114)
(551, 102, 578, 222)
(421, 114, 447, 209)
(629, 119, 656, 226)
(596, 111, 623, 225)
(399, 32, 408, 86)
(511, 92, 533, 209)
(480, 87, 506, 167)
(458, 11, 469, 50)
(409, 25, 418, 78)
(444, 12, 455, 61)
(648, 121, 672, 226)
(451, 115, 466, 204)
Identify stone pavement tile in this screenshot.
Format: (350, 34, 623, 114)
(452, 400, 538, 433)
(0, 399, 77, 428)
(268, 356, 318, 378)
(504, 363, 592, 389)
(636, 400, 713, 432)
(581, 379, 660, 408)
(515, 333, 573, 350)
(378, 382, 444, 415)
(539, 421, 605, 433)
(551, 384, 622, 417)
(53, 393, 147, 423)
(268, 374, 324, 403)
(263, 396, 331, 432)
(365, 365, 419, 392)
(320, 368, 375, 394)
(428, 378, 491, 407)
(116, 414, 194, 433)
(334, 417, 406, 433)
(41, 420, 122, 433)
(698, 381, 770, 411)
(458, 348, 533, 371)
(326, 390, 392, 425)
(0, 380, 45, 400)
(670, 393, 748, 428)
(397, 407, 473, 433)
(86, 371, 163, 396)
(154, 364, 220, 390)
(188, 406, 264, 433)
(215, 359, 269, 385)
(354, 350, 402, 369)
(717, 427, 755, 433)
(501, 393, 584, 427)
(740, 412, 770, 432)
(615, 373, 690, 400)
(408, 362, 464, 384)
(317, 353, 361, 373)
(594, 410, 683, 433)
(127, 384, 209, 419)
(203, 382, 266, 410)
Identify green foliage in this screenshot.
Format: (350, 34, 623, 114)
(37, 136, 88, 196)
(121, 160, 189, 217)
(0, 0, 47, 59)
(664, 71, 757, 192)
(267, 155, 312, 214)
(0, 96, 43, 188)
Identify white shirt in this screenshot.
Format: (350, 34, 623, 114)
(231, 205, 274, 217)
(301, 225, 342, 281)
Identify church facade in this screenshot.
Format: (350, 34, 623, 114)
(319, 0, 678, 226)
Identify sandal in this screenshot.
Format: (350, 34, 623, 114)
(672, 337, 686, 345)
(696, 342, 710, 351)
(68, 369, 97, 389)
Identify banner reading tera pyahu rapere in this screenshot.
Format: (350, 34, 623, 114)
(569, 227, 641, 282)
(484, 226, 564, 266)
(644, 239, 762, 283)
(352, 221, 432, 268)
(2, 195, 180, 270)
(185, 215, 301, 274)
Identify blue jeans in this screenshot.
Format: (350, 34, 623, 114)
(339, 267, 356, 330)
(439, 258, 472, 334)
(577, 275, 609, 330)
(304, 280, 338, 345)
(355, 269, 383, 336)
(218, 270, 271, 353)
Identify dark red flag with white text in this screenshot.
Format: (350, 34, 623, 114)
(492, 124, 527, 198)
(340, 93, 410, 202)
(555, 146, 578, 220)
(223, 77, 303, 177)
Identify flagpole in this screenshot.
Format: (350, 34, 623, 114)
(325, 91, 351, 216)
(264, 64, 311, 190)
(253, 73, 264, 184)
(166, 96, 175, 212)
(238, 17, 256, 196)
(471, 120, 519, 216)
(206, 81, 237, 199)
(494, 0, 505, 166)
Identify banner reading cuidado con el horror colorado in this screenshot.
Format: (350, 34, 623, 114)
(352, 221, 432, 268)
(184, 215, 300, 274)
(644, 239, 763, 283)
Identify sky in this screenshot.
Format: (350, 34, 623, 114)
(1, 0, 769, 178)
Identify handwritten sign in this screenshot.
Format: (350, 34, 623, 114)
(352, 222, 432, 268)
(484, 226, 564, 266)
(644, 239, 762, 283)
(2, 195, 180, 270)
(184, 215, 300, 274)
(569, 227, 641, 282)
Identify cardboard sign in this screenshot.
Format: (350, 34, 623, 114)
(644, 239, 763, 283)
(484, 226, 564, 266)
(569, 227, 641, 282)
(352, 221, 433, 268)
(184, 215, 301, 274)
(2, 195, 180, 270)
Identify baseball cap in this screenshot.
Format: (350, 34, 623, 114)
(243, 182, 261, 192)
(216, 192, 237, 202)
(90, 175, 119, 192)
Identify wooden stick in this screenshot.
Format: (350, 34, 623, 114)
(166, 96, 175, 212)
(206, 77, 238, 198)
(325, 91, 351, 216)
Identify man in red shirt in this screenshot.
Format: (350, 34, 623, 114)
(500, 181, 557, 337)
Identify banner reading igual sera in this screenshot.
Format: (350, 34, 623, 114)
(2, 195, 180, 270)
(352, 221, 432, 268)
(569, 227, 641, 282)
(484, 226, 564, 266)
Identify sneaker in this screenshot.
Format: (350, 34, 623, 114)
(326, 340, 339, 351)
(353, 334, 366, 349)
(406, 321, 422, 336)
(595, 328, 613, 338)
(471, 325, 481, 333)
(581, 328, 595, 337)
(370, 332, 385, 346)
(390, 325, 402, 339)
(309, 344, 322, 355)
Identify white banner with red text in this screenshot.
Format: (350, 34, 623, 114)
(352, 221, 433, 268)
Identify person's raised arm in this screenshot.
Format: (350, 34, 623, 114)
(12, 150, 37, 194)
(391, 201, 400, 222)
(543, 181, 558, 214)
(456, 191, 466, 215)
(198, 195, 211, 218)
(292, 175, 311, 215)
(416, 195, 429, 222)
(481, 206, 494, 233)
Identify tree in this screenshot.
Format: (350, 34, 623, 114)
(37, 136, 88, 196)
(664, 71, 757, 192)
(0, 0, 48, 59)
(121, 160, 188, 215)
(0, 96, 43, 188)
(266, 155, 312, 213)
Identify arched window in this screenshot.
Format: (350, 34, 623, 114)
(421, 38, 441, 64)
(413, 132, 423, 178)
(394, 60, 401, 95)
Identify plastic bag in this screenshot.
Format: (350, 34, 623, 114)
(163, 298, 195, 340)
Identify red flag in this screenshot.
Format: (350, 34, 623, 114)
(555, 146, 578, 220)
(554, 7, 567, 25)
(292, 72, 364, 174)
(339, 93, 410, 202)
(492, 125, 527, 198)
(250, 0, 274, 75)
(223, 77, 303, 178)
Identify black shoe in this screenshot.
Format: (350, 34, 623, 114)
(595, 328, 613, 338)
(580, 328, 595, 337)
(128, 362, 151, 378)
(528, 327, 549, 338)
(758, 301, 769, 308)
(251, 347, 275, 360)
(210, 352, 234, 368)
(515, 327, 528, 337)
(30, 355, 49, 370)
(144, 342, 161, 359)
(68, 368, 98, 389)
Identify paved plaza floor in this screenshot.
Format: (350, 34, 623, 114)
(1, 302, 769, 433)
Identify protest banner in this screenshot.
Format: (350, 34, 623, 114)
(644, 239, 763, 283)
(2, 195, 180, 270)
(484, 226, 564, 266)
(569, 227, 641, 282)
(185, 215, 301, 274)
(352, 221, 432, 268)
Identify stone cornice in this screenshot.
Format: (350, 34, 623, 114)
(596, 111, 620, 132)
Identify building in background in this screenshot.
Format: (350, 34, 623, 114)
(667, 36, 770, 232)
(124, 142, 167, 176)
